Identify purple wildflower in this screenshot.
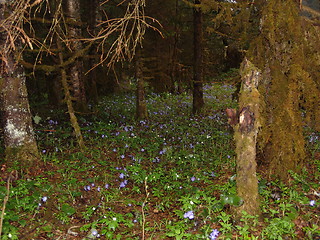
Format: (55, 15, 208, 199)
(91, 229, 98, 236)
(183, 210, 194, 220)
(310, 200, 316, 206)
(209, 229, 220, 240)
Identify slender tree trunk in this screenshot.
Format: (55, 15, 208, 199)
(63, 0, 87, 111)
(85, 0, 99, 103)
(170, 0, 180, 94)
(57, 37, 85, 150)
(47, 73, 63, 106)
(192, 0, 204, 114)
(0, 1, 40, 172)
(136, 48, 148, 119)
(233, 58, 261, 218)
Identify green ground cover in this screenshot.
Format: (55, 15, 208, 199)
(0, 83, 319, 239)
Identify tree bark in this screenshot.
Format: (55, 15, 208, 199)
(233, 59, 261, 218)
(246, 0, 318, 181)
(192, 0, 204, 114)
(84, 0, 99, 103)
(57, 37, 85, 150)
(0, 1, 40, 172)
(63, 0, 87, 111)
(136, 48, 148, 119)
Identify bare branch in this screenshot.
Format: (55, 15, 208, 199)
(86, 0, 163, 68)
(0, 0, 47, 72)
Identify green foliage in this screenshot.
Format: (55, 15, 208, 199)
(1, 83, 318, 239)
(262, 217, 296, 240)
(0, 178, 49, 239)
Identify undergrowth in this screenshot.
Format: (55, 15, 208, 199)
(0, 83, 319, 239)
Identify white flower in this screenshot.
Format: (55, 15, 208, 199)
(91, 229, 98, 236)
(310, 200, 316, 206)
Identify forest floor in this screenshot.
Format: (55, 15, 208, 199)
(0, 83, 319, 240)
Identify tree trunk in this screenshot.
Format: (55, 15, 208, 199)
(0, 1, 40, 172)
(63, 0, 87, 111)
(47, 73, 63, 106)
(170, 0, 180, 94)
(136, 48, 148, 119)
(57, 37, 85, 150)
(246, 0, 319, 181)
(229, 58, 262, 218)
(192, 0, 204, 114)
(84, 0, 99, 104)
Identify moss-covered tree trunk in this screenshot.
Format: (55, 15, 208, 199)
(234, 59, 262, 218)
(0, 1, 40, 172)
(192, 0, 204, 114)
(136, 48, 148, 119)
(247, 0, 320, 181)
(57, 37, 85, 150)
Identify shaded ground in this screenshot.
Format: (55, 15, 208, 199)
(0, 84, 319, 239)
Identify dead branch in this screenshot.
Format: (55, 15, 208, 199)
(0, 1, 46, 69)
(85, 0, 162, 69)
(20, 42, 92, 72)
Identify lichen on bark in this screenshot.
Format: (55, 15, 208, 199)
(0, 61, 40, 171)
(233, 58, 262, 219)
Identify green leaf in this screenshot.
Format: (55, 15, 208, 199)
(108, 221, 118, 231)
(61, 204, 76, 216)
(221, 193, 243, 206)
(230, 195, 243, 206)
(33, 115, 42, 124)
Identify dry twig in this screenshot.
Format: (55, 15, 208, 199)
(0, 170, 18, 239)
(87, 0, 162, 68)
